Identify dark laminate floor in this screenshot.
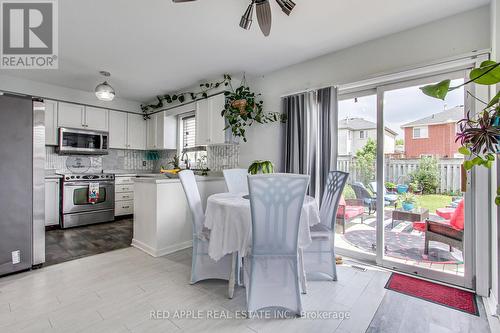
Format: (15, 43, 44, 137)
(45, 218, 133, 266)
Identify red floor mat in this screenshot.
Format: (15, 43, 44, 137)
(385, 273, 478, 316)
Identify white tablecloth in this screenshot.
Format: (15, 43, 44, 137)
(204, 192, 321, 261)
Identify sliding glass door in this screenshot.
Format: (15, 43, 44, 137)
(335, 69, 474, 289)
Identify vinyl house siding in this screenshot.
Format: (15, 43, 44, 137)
(404, 123, 460, 158)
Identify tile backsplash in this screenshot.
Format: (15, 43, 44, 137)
(207, 145, 239, 171)
(45, 144, 240, 173)
(45, 147, 155, 173)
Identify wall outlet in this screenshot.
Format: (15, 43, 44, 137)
(11, 250, 20, 264)
(142, 161, 146, 166)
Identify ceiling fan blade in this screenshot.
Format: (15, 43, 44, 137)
(256, 0, 272, 36)
(172, 0, 197, 2)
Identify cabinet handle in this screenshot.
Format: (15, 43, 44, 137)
(123, 206, 130, 209)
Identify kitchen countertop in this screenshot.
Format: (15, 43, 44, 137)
(45, 170, 63, 179)
(134, 175, 224, 184)
(104, 170, 153, 177)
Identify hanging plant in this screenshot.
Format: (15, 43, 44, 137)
(420, 60, 500, 204)
(140, 74, 232, 117)
(222, 85, 286, 142)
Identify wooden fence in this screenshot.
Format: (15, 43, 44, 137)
(337, 156, 463, 194)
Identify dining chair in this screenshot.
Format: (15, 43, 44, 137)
(304, 171, 348, 281)
(178, 170, 232, 284)
(244, 173, 309, 316)
(222, 168, 249, 193)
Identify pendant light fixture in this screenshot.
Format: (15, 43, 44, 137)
(95, 71, 115, 101)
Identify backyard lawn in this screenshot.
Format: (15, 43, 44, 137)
(417, 194, 454, 213)
(342, 184, 454, 214)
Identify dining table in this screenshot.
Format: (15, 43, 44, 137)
(204, 192, 321, 298)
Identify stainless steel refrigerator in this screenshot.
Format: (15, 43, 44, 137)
(0, 94, 45, 276)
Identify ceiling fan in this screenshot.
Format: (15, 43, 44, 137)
(172, 0, 296, 37)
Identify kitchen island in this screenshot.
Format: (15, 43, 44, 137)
(132, 175, 226, 257)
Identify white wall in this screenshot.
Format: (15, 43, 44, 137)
(0, 74, 142, 113)
(490, 0, 500, 317)
(241, 6, 491, 171)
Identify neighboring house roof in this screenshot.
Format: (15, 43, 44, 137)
(400, 106, 464, 128)
(338, 118, 397, 136)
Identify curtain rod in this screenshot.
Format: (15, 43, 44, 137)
(0, 88, 140, 115)
(279, 49, 490, 98)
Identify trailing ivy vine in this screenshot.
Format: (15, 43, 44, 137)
(140, 73, 286, 142)
(140, 74, 232, 117)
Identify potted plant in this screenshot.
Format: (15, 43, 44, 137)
(222, 85, 286, 142)
(248, 160, 274, 174)
(420, 60, 500, 204)
(385, 182, 397, 193)
(398, 192, 418, 211)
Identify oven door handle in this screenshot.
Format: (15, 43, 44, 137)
(64, 182, 115, 187)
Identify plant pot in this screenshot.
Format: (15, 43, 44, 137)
(402, 202, 414, 211)
(397, 184, 409, 194)
(231, 99, 248, 115)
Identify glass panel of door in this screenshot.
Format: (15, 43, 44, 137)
(335, 70, 473, 289)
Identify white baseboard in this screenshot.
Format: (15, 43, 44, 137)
(132, 238, 192, 257)
(483, 293, 500, 333)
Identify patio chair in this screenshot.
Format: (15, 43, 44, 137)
(424, 199, 464, 254)
(351, 183, 377, 214)
(179, 170, 233, 284)
(336, 196, 365, 234)
(222, 168, 249, 194)
(369, 182, 398, 208)
(304, 171, 348, 281)
(244, 173, 309, 316)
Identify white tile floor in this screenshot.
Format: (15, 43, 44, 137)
(0, 247, 491, 333)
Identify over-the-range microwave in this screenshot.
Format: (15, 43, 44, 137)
(57, 127, 109, 155)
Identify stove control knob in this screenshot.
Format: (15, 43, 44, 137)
(65, 177, 69, 180)
(71, 176, 75, 179)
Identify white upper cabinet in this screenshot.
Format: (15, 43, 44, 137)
(146, 114, 157, 149)
(109, 110, 128, 149)
(58, 102, 108, 131)
(44, 99, 58, 145)
(58, 102, 85, 129)
(163, 115, 177, 150)
(195, 99, 210, 146)
(127, 113, 147, 150)
(209, 94, 226, 144)
(147, 112, 177, 150)
(85, 106, 108, 131)
(195, 94, 226, 145)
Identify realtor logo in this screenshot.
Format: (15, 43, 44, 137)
(1, 0, 58, 69)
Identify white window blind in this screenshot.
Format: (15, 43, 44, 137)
(182, 115, 196, 148)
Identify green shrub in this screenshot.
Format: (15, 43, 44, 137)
(385, 182, 397, 190)
(343, 185, 356, 199)
(410, 157, 440, 194)
(355, 138, 376, 186)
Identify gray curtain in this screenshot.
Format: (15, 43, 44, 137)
(282, 87, 337, 200)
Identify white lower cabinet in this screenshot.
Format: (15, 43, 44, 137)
(115, 176, 135, 216)
(45, 178, 60, 226)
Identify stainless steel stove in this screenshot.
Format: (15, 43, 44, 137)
(61, 173, 115, 228)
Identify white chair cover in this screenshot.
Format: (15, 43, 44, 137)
(244, 173, 309, 316)
(304, 171, 348, 280)
(178, 170, 232, 284)
(222, 168, 249, 194)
